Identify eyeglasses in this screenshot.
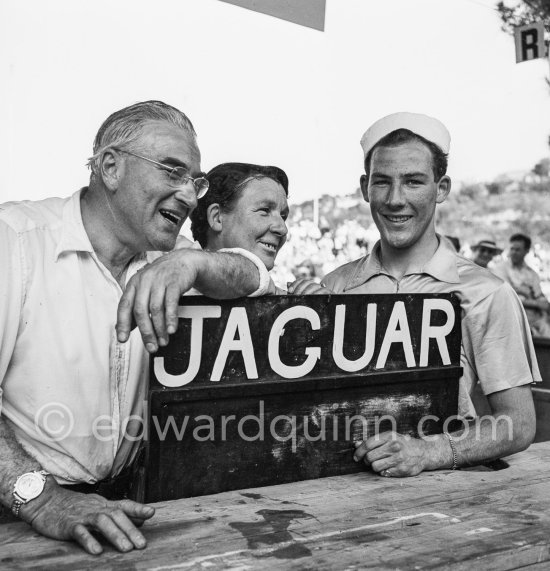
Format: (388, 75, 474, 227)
(120, 150, 209, 199)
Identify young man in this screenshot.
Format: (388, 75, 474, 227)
(0, 101, 272, 553)
(493, 233, 550, 337)
(321, 112, 540, 478)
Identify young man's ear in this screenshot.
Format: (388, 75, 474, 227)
(436, 175, 451, 204)
(206, 203, 223, 233)
(99, 149, 123, 192)
(360, 174, 370, 203)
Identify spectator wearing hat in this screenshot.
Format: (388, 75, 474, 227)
(471, 237, 502, 269)
(293, 259, 317, 281)
(292, 111, 540, 478)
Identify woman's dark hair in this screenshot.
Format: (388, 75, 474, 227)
(190, 162, 289, 248)
(363, 128, 448, 182)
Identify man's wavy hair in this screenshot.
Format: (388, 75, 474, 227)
(191, 162, 289, 248)
(364, 128, 448, 182)
(87, 100, 196, 181)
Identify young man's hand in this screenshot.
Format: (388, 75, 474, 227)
(353, 432, 430, 477)
(287, 279, 332, 295)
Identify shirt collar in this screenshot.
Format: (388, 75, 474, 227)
(54, 188, 95, 261)
(422, 235, 461, 284)
(343, 234, 460, 291)
(343, 241, 385, 291)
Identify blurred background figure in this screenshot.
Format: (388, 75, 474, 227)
(493, 233, 550, 337)
(471, 237, 502, 269)
(293, 259, 317, 281)
(445, 235, 461, 253)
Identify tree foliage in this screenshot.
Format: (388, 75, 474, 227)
(291, 157, 550, 253)
(497, 1, 550, 36)
(497, 2, 550, 89)
(433, 157, 550, 248)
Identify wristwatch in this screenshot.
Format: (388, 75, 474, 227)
(12, 470, 50, 517)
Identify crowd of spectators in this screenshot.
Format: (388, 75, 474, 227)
(271, 219, 376, 287)
(269, 216, 550, 338)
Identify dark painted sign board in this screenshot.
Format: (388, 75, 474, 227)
(143, 294, 462, 502)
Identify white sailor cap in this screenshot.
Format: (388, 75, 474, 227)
(360, 112, 451, 158)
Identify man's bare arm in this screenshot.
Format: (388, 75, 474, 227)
(353, 385, 535, 476)
(0, 416, 43, 506)
(117, 249, 265, 352)
(521, 296, 550, 312)
(0, 416, 154, 554)
(429, 385, 534, 468)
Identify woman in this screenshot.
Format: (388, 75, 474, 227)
(191, 162, 288, 288)
(190, 162, 325, 295)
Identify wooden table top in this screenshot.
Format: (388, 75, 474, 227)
(2, 442, 550, 570)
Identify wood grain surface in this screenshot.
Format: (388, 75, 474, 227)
(2, 442, 550, 570)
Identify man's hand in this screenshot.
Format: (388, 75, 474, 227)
(117, 250, 201, 353)
(24, 484, 155, 555)
(116, 249, 265, 352)
(353, 431, 429, 477)
(287, 279, 332, 295)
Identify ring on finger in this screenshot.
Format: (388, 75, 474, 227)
(381, 469, 392, 478)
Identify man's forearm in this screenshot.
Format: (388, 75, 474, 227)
(522, 297, 550, 312)
(116, 249, 268, 349)
(423, 413, 532, 471)
(194, 252, 261, 298)
(0, 415, 43, 509)
(424, 384, 535, 471)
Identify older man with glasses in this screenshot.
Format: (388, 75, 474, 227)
(0, 101, 273, 554)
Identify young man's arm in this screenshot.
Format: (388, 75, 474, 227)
(354, 282, 539, 476)
(353, 385, 535, 476)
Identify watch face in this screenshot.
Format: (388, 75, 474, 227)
(15, 473, 45, 501)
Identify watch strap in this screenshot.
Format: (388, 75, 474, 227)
(12, 498, 23, 518)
